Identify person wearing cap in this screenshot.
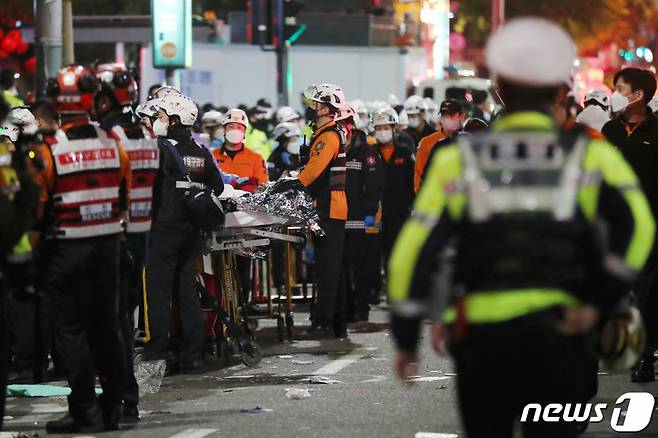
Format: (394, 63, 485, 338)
(575, 89, 610, 132)
(403, 95, 435, 150)
(339, 104, 384, 322)
(414, 99, 465, 192)
(200, 110, 225, 151)
(273, 83, 348, 339)
(373, 107, 415, 279)
(268, 121, 303, 181)
(35, 65, 131, 432)
(601, 68, 658, 383)
(244, 102, 273, 160)
(389, 18, 655, 437)
(143, 93, 223, 374)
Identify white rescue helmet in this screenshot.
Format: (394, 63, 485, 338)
(303, 83, 346, 111)
(223, 108, 249, 128)
(275, 106, 300, 123)
(201, 110, 225, 127)
(650, 96, 658, 114)
(273, 121, 302, 139)
(373, 107, 399, 127)
(136, 98, 161, 118)
(404, 95, 428, 115)
(159, 94, 198, 126)
(335, 103, 357, 122)
(151, 85, 181, 99)
(600, 306, 646, 371)
(486, 17, 576, 86)
(584, 89, 610, 107)
(398, 110, 409, 127)
(1, 107, 38, 141)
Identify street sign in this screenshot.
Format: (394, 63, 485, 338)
(151, 0, 192, 68)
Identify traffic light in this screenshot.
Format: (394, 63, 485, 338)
(249, 0, 304, 46)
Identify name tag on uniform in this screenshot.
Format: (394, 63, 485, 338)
(130, 201, 151, 218)
(80, 203, 112, 221)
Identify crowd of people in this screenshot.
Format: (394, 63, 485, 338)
(1, 15, 658, 437)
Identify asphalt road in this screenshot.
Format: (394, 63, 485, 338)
(4, 305, 658, 438)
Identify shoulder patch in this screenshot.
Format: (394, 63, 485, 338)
(366, 156, 377, 167)
(312, 141, 325, 157)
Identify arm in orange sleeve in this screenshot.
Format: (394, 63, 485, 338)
(298, 131, 339, 187)
(34, 144, 55, 220)
(254, 155, 269, 185)
(414, 144, 428, 192)
(117, 143, 132, 214)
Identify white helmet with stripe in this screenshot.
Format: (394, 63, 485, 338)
(275, 106, 300, 123)
(303, 83, 346, 111)
(373, 107, 399, 127)
(1, 107, 38, 141)
(223, 108, 249, 128)
(159, 94, 198, 126)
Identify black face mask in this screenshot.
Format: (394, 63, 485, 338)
(305, 106, 317, 122)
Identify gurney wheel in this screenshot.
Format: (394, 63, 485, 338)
(285, 314, 294, 338)
(277, 316, 285, 342)
(240, 340, 263, 367)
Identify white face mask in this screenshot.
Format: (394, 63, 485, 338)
(375, 129, 393, 144)
(610, 91, 638, 113)
(575, 105, 610, 132)
(152, 118, 168, 137)
(442, 116, 462, 133)
(286, 137, 303, 155)
(408, 116, 421, 129)
(225, 129, 244, 144)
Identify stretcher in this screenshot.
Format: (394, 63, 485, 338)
(201, 208, 309, 366)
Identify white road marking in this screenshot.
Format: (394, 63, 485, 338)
(312, 347, 370, 375)
(168, 428, 218, 438)
(31, 403, 68, 414)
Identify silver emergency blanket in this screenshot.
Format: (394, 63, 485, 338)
(232, 182, 324, 236)
(134, 359, 167, 395)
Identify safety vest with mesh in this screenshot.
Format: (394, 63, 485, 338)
(111, 125, 159, 233)
(388, 112, 655, 326)
(48, 124, 123, 239)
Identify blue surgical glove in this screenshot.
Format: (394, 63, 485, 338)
(364, 215, 376, 227)
(236, 177, 250, 185)
(281, 151, 292, 166)
(222, 173, 239, 184)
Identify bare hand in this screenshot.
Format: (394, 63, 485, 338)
(431, 323, 450, 357)
(394, 351, 419, 384)
(555, 305, 599, 336)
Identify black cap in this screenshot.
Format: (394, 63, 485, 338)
(439, 99, 463, 115)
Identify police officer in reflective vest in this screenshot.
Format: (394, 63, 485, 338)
(389, 19, 656, 438)
(273, 83, 348, 339)
(94, 63, 158, 423)
(38, 65, 131, 433)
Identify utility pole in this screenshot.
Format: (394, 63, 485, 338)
(34, 0, 63, 95)
(274, 0, 288, 106)
(62, 0, 75, 64)
(492, 0, 505, 32)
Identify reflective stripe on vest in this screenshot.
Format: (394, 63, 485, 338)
(442, 289, 579, 324)
(112, 125, 159, 233)
(50, 124, 122, 239)
(329, 150, 346, 191)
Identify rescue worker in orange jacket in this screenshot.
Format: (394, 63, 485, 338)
(94, 62, 157, 424)
(273, 83, 348, 339)
(212, 108, 269, 193)
(414, 99, 465, 191)
(38, 65, 130, 433)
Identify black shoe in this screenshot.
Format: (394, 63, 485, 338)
(46, 413, 104, 434)
(122, 404, 141, 424)
(299, 325, 334, 340)
(631, 359, 655, 382)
